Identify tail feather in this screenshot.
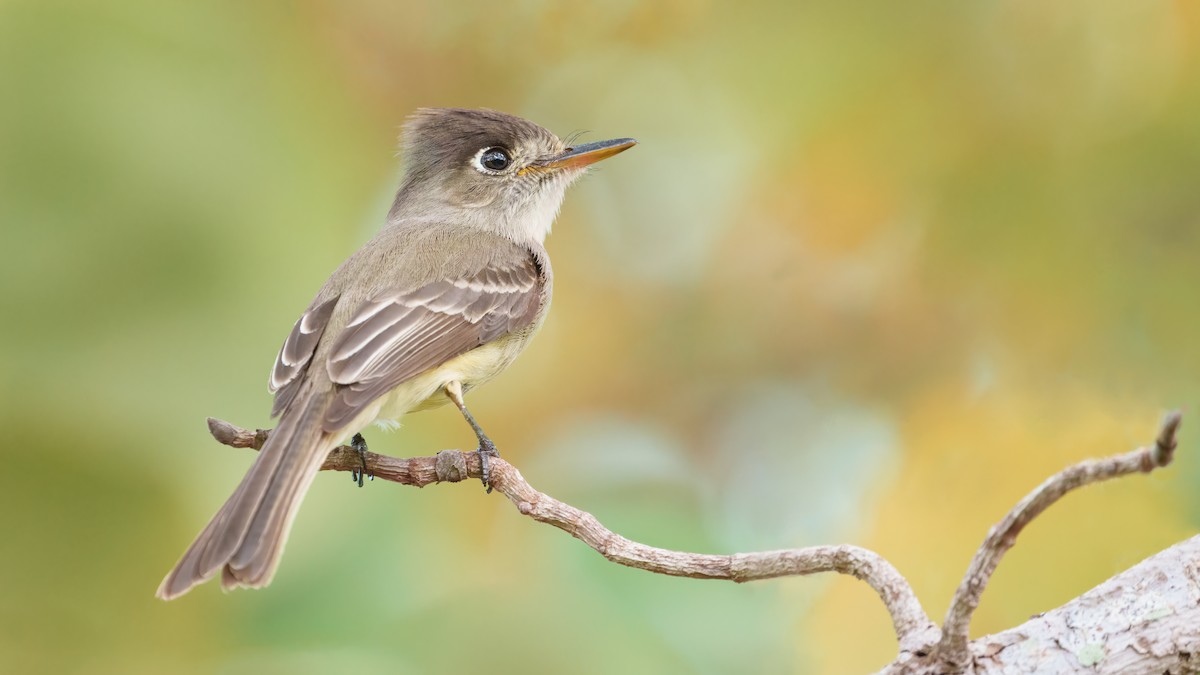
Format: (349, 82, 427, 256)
(225, 421, 334, 586)
(193, 417, 293, 574)
(156, 392, 334, 600)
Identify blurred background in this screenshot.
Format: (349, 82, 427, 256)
(2, 1, 1198, 673)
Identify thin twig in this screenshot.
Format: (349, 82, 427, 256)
(205, 417, 938, 652)
(933, 410, 1183, 666)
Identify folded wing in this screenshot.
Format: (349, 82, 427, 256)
(322, 253, 543, 430)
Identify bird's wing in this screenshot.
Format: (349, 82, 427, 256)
(268, 295, 340, 416)
(320, 250, 544, 431)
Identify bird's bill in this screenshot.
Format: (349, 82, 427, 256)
(537, 138, 637, 171)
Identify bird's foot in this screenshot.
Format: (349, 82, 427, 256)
(477, 437, 500, 493)
(350, 433, 373, 488)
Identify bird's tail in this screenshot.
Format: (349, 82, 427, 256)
(157, 391, 335, 600)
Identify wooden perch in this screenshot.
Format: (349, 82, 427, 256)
(205, 411, 1193, 674)
(934, 411, 1183, 666)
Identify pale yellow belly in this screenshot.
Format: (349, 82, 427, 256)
(330, 334, 530, 444)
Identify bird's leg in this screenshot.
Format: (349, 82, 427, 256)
(445, 381, 499, 493)
(349, 433, 371, 488)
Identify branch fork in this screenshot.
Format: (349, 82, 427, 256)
(203, 411, 1187, 674)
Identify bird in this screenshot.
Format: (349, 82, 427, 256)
(156, 108, 636, 599)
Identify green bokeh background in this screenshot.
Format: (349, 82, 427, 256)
(3, 1, 1198, 673)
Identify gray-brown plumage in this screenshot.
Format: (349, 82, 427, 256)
(157, 108, 635, 599)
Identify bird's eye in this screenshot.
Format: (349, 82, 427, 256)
(477, 147, 511, 173)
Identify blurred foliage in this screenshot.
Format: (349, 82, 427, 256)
(2, 1, 1199, 673)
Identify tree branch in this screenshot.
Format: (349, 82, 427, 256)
(934, 410, 1183, 666)
(953, 533, 1200, 675)
(205, 417, 939, 653)
(204, 411, 1190, 673)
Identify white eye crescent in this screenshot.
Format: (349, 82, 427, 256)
(474, 146, 512, 174)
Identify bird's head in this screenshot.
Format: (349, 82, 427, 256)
(394, 108, 636, 243)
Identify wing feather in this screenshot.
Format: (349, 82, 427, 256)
(322, 252, 544, 431)
(330, 303, 418, 363)
(268, 296, 339, 417)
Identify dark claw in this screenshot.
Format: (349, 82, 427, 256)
(351, 433, 370, 488)
(477, 437, 499, 493)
